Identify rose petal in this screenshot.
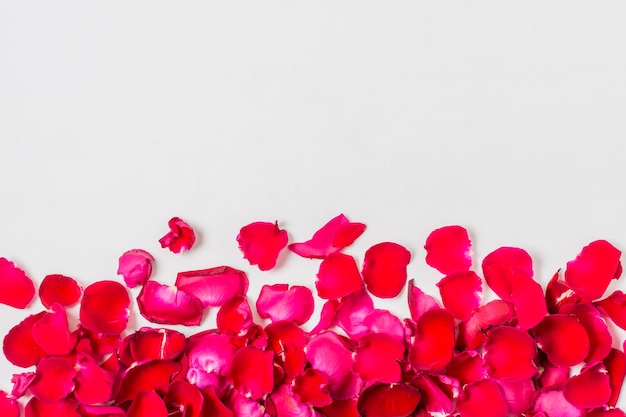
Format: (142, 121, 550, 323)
(256, 284, 314, 325)
(362, 242, 411, 298)
(482, 247, 534, 301)
(266, 321, 307, 381)
(39, 274, 82, 308)
(222, 388, 265, 417)
(200, 386, 233, 417)
(237, 221, 288, 271)
(0, 258, 36, 308)
(446, 351, 487, 388)
(587, 409, 626, 417)
(159, 216, 196, 253)
(357, 383, 421, 417)
(11, 372, 35, 398)
(0, 391, 19, 417)
(115, 360, 181, 404)
(316, 253, 363, 299)
(117, 249, 154, 288)
(603, 348, 626, 407)
(363, 309, 405, 342)
(228, 346, 274, 399)
(484, 327, 538, 382)
(565, 240, 621, 300)
(407, 279, 441, 322)
(77, 405, 126, 417)
(74, 354, 114, 404)
(560, 303, 612, 363)
(335, 290, 374, 340)
(496, 379, 535, 416)
(175, 266, 249, 308)
(457, 379, 509, 417)
(409, 373, 458, 415)
(533, 314, 590, 367)
(437, 271, 482, 321)
(126, 390, 168, 417)
(137, 281, 203, 326)
(309, 299, 340, 336)
(186, 331, 236, 383)
(409, 309, 455, 371)
(353, 333, 404, 383)
(509, 271, 547, 329)
(25, 398, 79, 417)
(288, 214, 365, 259)
(321, 399, 359, 417)
(3, 312, 46, 367)
(563, 363, 611, 409)
(129, 327, 187, 362)
(596, 290, 626, 330)
(457, 300, 516, 350)
(163, 381, 204, 417)
(424, 225, 472, 274)
(80, 281, 130, 335)
(29, 357, 76, 402)
(546, 271, 582, 314)
(537, 362, 571, 389)
(216, 296, 253, 335)
(532, 387, 584, 417)
(293, 369, 332, 407)
(267, 384, 312, 417)
(31, 303, 77, 356)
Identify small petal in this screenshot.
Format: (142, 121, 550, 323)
(237, 221, 288, 271)
(256, 284, 314, 325)
(437, 271, 482, 321)
(130, 328, 187, 362)
(407, 279, 441, 322)
(353, 333, 404, 383)
(362, 242, 411, 298)
(163, 381, 204, 417)
(115, 360, 181, 404)
(228, 346, 274, 399)
(596, 290, 626, 330)
(175, 266, 249, 308)
(266, 321, 307, 380)
(217, 296, 253, 335)
(457, 300, 516, 350)
(457, 379, 509, 417)
(25, 398, 79, 417)
(565, 240, 621, 300)
(509, 272, 547, 330)
(482, 247, 534, 301)
(267, 384, 313, 417)
(309, 299, 340, 335)
(560, 303, 612, 363)
(603, 348, 626, 407)
(484, 327, 538, 382)
(159, 216, 196, 253)
(563, 363, 611, 409)
(424, 225, 472, 274)
(546, 271, 582, 314)
(11, 372, 35, 398)
(532, 388, 583, 417)
(409, 309, 455, 371)
(39, 274, 82, 308)
(335, 290, 374, 340)
(2, 312, 46, 367)
(74, 354, 114, 404)
(29, 357, 76, 402)
(80, 281, 130, 335)
(321, 399, 359, 417)
(288, 214, 365, 259)
(357, 383, 421, 417)
(0, 391, 19, 417)
(127, 390, 168, 417)
(137, 281, 204, 326)
(446, 351, 487, 388)
(316, 253, 363, 299)
(0, 258, 35, 308)
(117, 249, 154, 288)
(31, 303, 77, 356)
(533, 314, 590, 367)
(293, 369, 332, 407)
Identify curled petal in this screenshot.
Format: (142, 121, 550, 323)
(596, 290, 626, 330)
(267, 384, 313, 417)
(409, 309, 455, 371)
(3, 312, 46, 367)
(11, 372, 36, 398)
(335, 290, 374, 340)
(407, 279, 441, 322)
(509, 272, 547, 329)
(31, 303, 77, 356)
(127, 390, 168, 417)
(228, 346, 274, 399)
(546, 271, 581, 314)
(587, 409, 626, 417)
(288, 214, 365, 259)
(309, 299, 340, 336)
(25, 398, 79, 417)
(316, 253, 363, 299)
(0, 258, 35, 308)
(176, 266, 249, 308)
(484, 327, 537, 382)
(482, 247, 533, 301)
(446, 351, 487, 388)
(293, 369, 332, 407)
(217, 296, 253, 335)
(353, 333, 404, 383)
(130, 328, 187, 362)
(565, 240, 621, 300)
(266, 321, 307, 380)
(357, 383, 421, 417)
(362, 242, 411, 298)
(137, 281, 203, 326)
(424, 225, 472, 274)
(39, 274, 82, 308)
(532, 387, 583, 417)
(457, 300, 516, 350)
(0, 391, 19, 417)
(29, 357, 76, 402)
(563, 363, 611, 409)
(163, 381, 204, 417)
(560, 303, 612, 363)
(115, 360, 181, 404)
(237, 221, 288, 271)
(533, 314, 590, 367)
(437, 271, 482, 321)
(80, 281, 130, 335)
(117, 249, 154, 288)
(603, 348, 626, 406)
(457, 379, 509, 417)
(256, 284, 314, 325)
(223, 388, 265, 417)
(74, 354, 114, 404)
(159, 216, 196, 253)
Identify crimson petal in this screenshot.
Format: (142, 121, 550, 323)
(74, 354, 114, 404)
(31, 303, 77, 355)
(407, 279, 441, 322)
(533, 314, 590, 367)
(77, 405, 126, 417)
(228, 346, 274, 399)
(164, 381, 204, 417)
(321, 399, 359, 417)
(11, 372, 35, 398)
(0, 391, 19, 417)
(565, 240, 621, 300)
(25, 398, 79, 417)
(410, 373, 458, 415)
(546, 271, 582, 314)
(563, 363, 611, 409)
(316, 253, 363, 299)
(482, 247, 534, 301)
(446, 351, 487, 388)
(293, 369, 332, 407)
(266, 321, 307, 381)
(127, 390, 168, 417)
(175, 266, 249, 308)
(409, 309, 455, 371)
(159, 216, 196, 253)
(29, 357, 76, 402)
(217, 296, 253, 335)
(437, 271, 482, 321)
(117, 249, 154, 288)
(267, 384, 312, 417)
(509, 272, 547, 329)
(335, 290, 374, 340)
(496, 379, 535, 416)
(0, 258, 35, 308)
(424, 225, 472, 274)
(39, 274, 82, 308)
(288, 214, 365, 259)
(237, 221, 288, 271)
(80, 281, 130, 335)
(3, 312, 46, 367)
(363, 309, 405, 342)
(560, 303, 612, 363)
(362, 242, 411, 298)
(484, 327, 537, 381)
(357, 383, 421, 417)
(256, 284, 314, 325)
(115, 360, 181, 404)
(457, 379, 509, 417)
(353, 333, 404, 383)
(200, 386, 233, 417)
(596, 290, 626, 330)
(457, 300, 516, 350)
(130, 328, 187, 362)
(186, 331, 235, 382)
(137, 281, 203, 326)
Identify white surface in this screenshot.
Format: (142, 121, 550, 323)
(1, 0, 626, 407)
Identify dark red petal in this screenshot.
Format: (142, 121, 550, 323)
(335, 290, 374, 340)
(509, 272, 547, 329)
(115, 360, 181, 404)
(484, 327, 538, 381)
(437, 271, 482, 321)
(117, 249, 154, 288)
(496, 379, 535, 416)
(424, 225, 472, 274)
(587, 409, 626, 417)
(546, 271, 582, 314)
(563, 363, 611, 409)
(77, 404, 126, 417)
(74, 354, 114, 404)
(288, 214, 365, 259)
(31, 303, 77, 355)
(29, 357, 76, 402)
(596, 290, 626, 330)
(39, 274, 82, 308)
(533, 314, 590, 367)
(0, 258, 36, 308)
(353, 333, 404, 383)
(80, 281, 130, 335)
(532, 387, 583, 417)
(78, 326, 121, 357)
(3, 312, 46, 367)
(175, 266, 249, 308)
(321, 399, 359, 417)
(25, 398, 79, 417)
(164, 381, 204, 417)
(237, 221, 288, 271)
(565, 240, 621, 300)
(357, 383, 421, 417)
(137, 281, 203, 326)
(362, 242, 411, 298)
(217, 296, 253, 335)
(482, 247, 534, 301)
(228, 346, 274, 399)
(11, 372, 35, 398)
(0, 391, 19, 417)
(130, 328, 187, 362)
(293, 369, 332, 407)
(127, 390, 168, 417)
(537, 362, 570, 389)
(316, 253, 363, 299)
(256, 284, 314, 325)
(457, 379, 509, 417)
(409, 309, 455, 371)
(560, 303, 612, 363)
(457, 300, 516, 350)
(603, 348, 626, 406)
(407, 279, 441, 322)
(159, 216, 196, 253)
(446, 351, 487, 387)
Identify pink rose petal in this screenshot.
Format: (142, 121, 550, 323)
(126, 390, 168, 417)
(77, 405, 126, 417)
(309, 299, 340, 336)
(362, 242, 411, 298)
(565, 240, 622, 301)
(363, 309, 405, 342)
(186, 331, 236, 382)
(137, 281, 203, 326)
(533, 314, 590, 367)
(532, 387, 583, 417)
(316, 253, 363, 299)
(39, 274, 82, 308)
(437, 270, 482, 321)
(117, 249, 154, 288)
(409, 309, 455, 371)
(0, 258, 36, 309)
(175, 266, 249, 308)
(563, 363, 611, 409)
(353, 333, 404, 383)
(457, 379, 509, 417)
(237, 221, 288, 271)
(424, 225, 472, 274)
(357, 383, 421, 417)
(335, 290, 374, 340)
(80, 281, 130, 335)
(496, 379, 535, 416)
(409, 373, 458, 415)
(288, 213, 365, 259)
(267, 384, 312, 417)
(11, 372, 35, 398)
(228, 346, 274, 400)
(159, 216, 196, 253)
(484, 327, 538, 382)
(29, 357, 76, 402)
(256, 284, 314, 325)
(0, 391, 19, 417)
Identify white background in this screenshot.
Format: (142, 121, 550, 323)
(1, 0, 626, 408)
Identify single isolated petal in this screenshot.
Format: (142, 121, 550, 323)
(29, 357, 76, 402)
(533, 314, 590, 367)
(129, 328, 187, 362)
(560, 303, 612, 363)
(596, 290, 626, 330)
(31, 303, 77, 356)
(117, 249, 154, 288)
(39, 274, 82, 308)
(237, 221, 288, 271)
(228, 346, 274, 400)
(484, 327, 538, 382)
(217, 296, 253, 335)
(288, 213, 365, 259)
(603, 348, 626, 407)
(353, 333, 404, 383)
(25, 398, 80, 417)
(482, 247, 534, 301)
(159, 216, 196, 253)
(316, 253, 363, 299)
(457, 300, 516, 350)
(293, 369, 332, 407)
(115, 360, 181, 404)
(0, 391, 19, 417)
(256, 284, 314, 325)
(565, 240, 621, 300)
(437, 271, 482, 321)
(0, 258, 36, 308)
(175, 266, 249, 308)
(563, 363, 611, 409)
(407, 279, 441, 322)
(356, 383, 421, 417)
(457, 379, 509, 417)
(127, 390, 168, 417)
(532, 387, 583, 417)
(137, 281, 203, 326)
(80, 281, 130, 335)
(409, 309, 455, 371)
(2, 312, 46, 367)
(424, 225, 472, 274)
(362, 242, 411, 298)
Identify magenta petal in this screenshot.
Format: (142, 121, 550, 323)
(159, 216, 196, 253)
(127, 390, 168, 417)
(266, 321, 307, 380)
(457, 379, 509, 417)
(533, 314, 590, 367)
(228, 346, 274, 399)
(29, 357, 76, 402)
(256, 284, 314, 325)
(409, 309, 455, 371)
(509, 272, 547, 329)
(596, 290, 626, 330)
(130, 328, 187, 362)
(74, 354, 114, 404)
(407, 279, 441, 322)
(80, 281, 130, 335)
(410, 373, 458, 415)
(31, 303, 77, 356)
(362, 242, 411, 298)
(217, 296, 253, 335)
(563, 363, 611, 409)
(353, 333, 404, 383)
(117, 249, 154, 288)
(546, 271, 582, 314)
(424, 225, 472, 274)
(335, 290, 374, 340)
(0, 391, 19, 417)
(115, 360, 181, 404)
(457, 300, 516, 350)
(309, 299, 340, 336)
(357, 383, 421, 417)
(163, 381, 204, 417)
(482, 247, 534, 301)
(587, 409, 626, 417)
(39, 274, 82, 308)
(187, 331, 236, 379)
(0, 258, 35, 308)
(484, 327, 538, 382)
(268, 384, 313, 417)
(496, 379, 535, 416)
(25, 398, 79, 417)
(11, 372, 36, 398)
(532, 388, 584, 417)
(316, 253, 363, 299)
(137, 281, 203, 326)
(175, 266, 249, 308)
(565, 240, 621, 300)
(293, 369, 332, 407)
(437, 271, 482, 321)
(560, 303, 612, 363)
(288, 214, 365, 259)
(237, 221, 288, 271)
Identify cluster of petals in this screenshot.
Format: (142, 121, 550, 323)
(0, 215, 625, 417)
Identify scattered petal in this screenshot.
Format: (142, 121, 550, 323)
(80, 281, 130, 335)
(176, 266, 249, 308)
(3, 312, 46, 367)
(457, 379, 509, 417)
(484, 327, 538, 382)
(409, 309, 455, 371)
(532, 387, 583, 417)
(424, 225, 472, 274)
(565, 240, 621, 300)
(289, 214, 365, 259)
(357, 383, 421, 417)
(237, 221, 288, 271)
(457, 300, 516, 350)
(0, 391, 19, 417)
(563, 363, 611, 409)
(407, 279, 441, 322)
(25, 398, 79, 417)
(117, 249, 154, 288)
(137, 281, 203, 326)
(39, 274, 82, 308)
(159, 216, 196, 253)
(316, 253, 363, 299)
(437, 271, 482, 321)
(11, 372, 35, 398)
(596, 290, 626, 330)
(256, 284, 314, 325)
(228, 346, 274, 400)
(362, 242, 411, 298)
(293, 369, 332, 407)
(482, 247, 534, 301)
(126, 390, 168, 417)
(0, 258, 36, 308)
(29, 357, 76, 402)
(31, 303, 77, 356)
(533, 314, 590, 367)
(353, 333, 404, 383)
(115, 360, 181, 404)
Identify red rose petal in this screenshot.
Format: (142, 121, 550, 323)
(316, 253, 363, 299)
(267, 384, 312, 417)
(353, 333, 404, 383)
(362, 242, 411, 298)
(175, 266, 249, 308)
(217, 296, 253, 335)
(137, 281, 204, 326)
(482, 247, 534, 301)
(309, 299, 340, 335)
(424, 225, 472, 274)
(565, 240, 622, 301)
(0, 258, 36, 309)
(484, 327, 538, 382)
(496, 379, 535, 416)
(356, 383, 421, 417)
(546, 271, 582, 314)
(29, 357, 76, 402)
(596, 290, 626, 330)
(457, 299, 516, 350)
(31, 303, 77, 356)
(604, 348, 626, 407)
(228, 346, 274, 399)
(407, 279, 441, 322)
(509, 272, 547, 329)
(563, 363, 611, 409)
(80, 281, 130, 335)
(0, 391, 19, 417)
(200, 386, 233, 417)
(587, 409, 626, 417)
(457, 379, 509, 417)
(256, 284, 314, 325)
(321, 399, 359, 417)
(266, 321, 307, 381)
(3, 312, 46, 367)
(223, 388, 265, 417)
(335, 290, 374, 340)
(126, 390, 168, 417)
(159, 216, 196, 253)
(560, 303, 612, 363)
(409, 309, 455, 371)
(533, 314, 590, 367)
(237, 221, 288, 271)
(363, 309, 405, 342)
(115, 360, 181, 404)
(293, 369, 332, 407)
(11, 372, 35, 398)
(537, 362, 571, 389)
(532, 387, 583, 417)
(77, 405, 126, 417)
(117, 249, 154, 288)
(74, 354, 114, 404)
(437, 270, 482, 321)
(288, 213, 365, 259)
(446, 351, 487, 388)
(130, 328, 187, 362)
(39, 274, 82, 308)
(163, 381, 204, 417)
(25, 398, 79, 417)
(409, 373, 458, 415)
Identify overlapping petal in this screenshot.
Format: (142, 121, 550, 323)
(0, 391, 19, 417)
(457, 300, 516, 350)
(533, 314, 590, 367)
(316, 253, 363, 299)
(3, 312, 46, 367)
(0, 258, 35, 309)
(39, 274, 82, 308)
(288, 214, 365, 259)
(353, 333, 404, 383)
(407, 279, 441, 322)
(424, 225, 472, 274)
(409, 309, 455, 371)
(293, 369, 332, 407)
(484, 327, 537, 381)
(217, 296, 253, 335)
(237, 221, 288, 271)
(362, 242, 411, 298)
(117, 249, 154, 288)
(256, 284, 314, 325)
(457, 379, 509, 417)
(80, 281, 130, 335)
(137, 281, 203, 326)
(560, 303, 612, 363)
(565, 240, 621, 300)
(115, 360, 181, 404)
(532, 387, 583, 417)
(228, 346, 274, 399)
(129, 328, 187, 362)
(563, 363, 611, 409)
(25, 398, 80, 417)
(437, 271, 482, 321)
(596, 290, 626, 330)
(175, 266, 249, 308)
(29, 357, 76, 402)
(31, 303, 77, 356)
(159, 216, 196, 253)
(357, 383, 421, 417)
(482, 247, 533, 300)
(126, 390, 168, 417)
(604, 348, 626, 407)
